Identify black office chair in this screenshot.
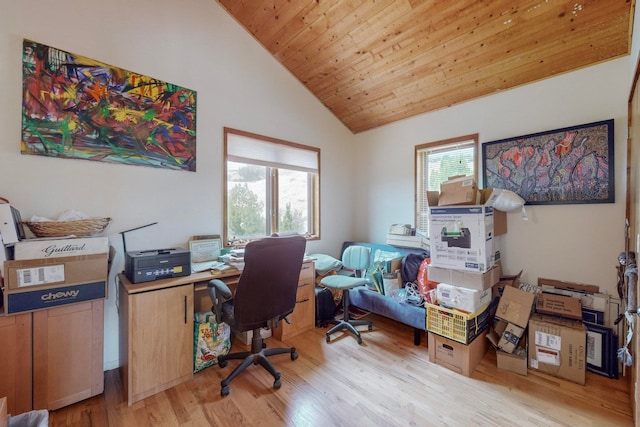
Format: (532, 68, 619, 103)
(207, 235, 306, 397)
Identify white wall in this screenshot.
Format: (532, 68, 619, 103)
(353, 58, 630, 295)
(0, 0, 355, 370)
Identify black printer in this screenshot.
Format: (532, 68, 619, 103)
(125, 247, 191, 284)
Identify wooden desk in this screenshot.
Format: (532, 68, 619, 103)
(118, 260, 314, 406)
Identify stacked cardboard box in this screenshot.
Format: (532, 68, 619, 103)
(426, 176, 509, 376)
(2, 237, 109, 315)
(428, 177, 506, 273)
(487, 286, 535, 376)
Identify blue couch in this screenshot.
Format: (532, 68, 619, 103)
(339, 241, 429, 345)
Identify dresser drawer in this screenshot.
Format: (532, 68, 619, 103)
(299, 261, 314, 281)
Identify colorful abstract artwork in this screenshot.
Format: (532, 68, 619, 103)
(482, 119, 614, 205)
(21, 39, 197, 171)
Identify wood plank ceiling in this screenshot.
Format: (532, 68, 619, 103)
(218, 1, 634, 134)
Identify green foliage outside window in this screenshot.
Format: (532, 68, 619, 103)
(228, 183, 265, 238)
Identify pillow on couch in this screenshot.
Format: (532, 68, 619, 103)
(308, 253, 343, 276)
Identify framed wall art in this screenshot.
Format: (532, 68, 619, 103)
(482, 119, 614, 205)
(585, 322, 618, 379)
(21, 39, 197, 172)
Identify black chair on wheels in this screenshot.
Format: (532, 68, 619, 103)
(207, 235, 306, 397)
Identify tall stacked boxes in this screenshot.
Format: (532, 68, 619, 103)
(3, 237, 109, 314)
(425, 176, 507, 376)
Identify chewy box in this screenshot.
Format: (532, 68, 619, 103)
(426, 302, 491, 344)
(3, 253, 108, 314)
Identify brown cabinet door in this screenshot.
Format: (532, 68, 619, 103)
(0, 313, 32, 415)
(128, 284, 193, 403)
(32, 300, 104, 410)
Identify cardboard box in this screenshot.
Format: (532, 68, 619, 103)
(496, 335, 528, 376)
(14, 236, 109, 260)
(436, 282, 492, 313)
(497, 322, 525, 354)
(428, 263, 501, 291)
(492, 270, 523, 299)
(3, 254, 108, 314)
(528, 313, 586, 384)
(234, 327, 272, 346)
(428, 329, 488, 376)
(438, 176, 478, 206)
(428, 205, 494, 272)
(495, 286, 534, 328)
(535, 292, 582, 320)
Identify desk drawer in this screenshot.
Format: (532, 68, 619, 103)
(299, 261, 314, 281)
(296, 280, 314, 304)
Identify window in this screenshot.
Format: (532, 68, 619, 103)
(224, 128, 320, 245)
(415, 134, 478, 235)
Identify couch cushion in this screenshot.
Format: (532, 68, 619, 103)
(349, 286, 425, 330)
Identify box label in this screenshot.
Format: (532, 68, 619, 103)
(16, 265, 65, 287)
(535, 330, 562, 351)
(6, 281, 106, 314)
(536, 347, 561, 366)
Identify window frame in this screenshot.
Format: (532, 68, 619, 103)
(223, 127, 320, 246)
(415, 134, 479, 235)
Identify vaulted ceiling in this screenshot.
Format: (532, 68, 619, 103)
(218, 1, 634, 134)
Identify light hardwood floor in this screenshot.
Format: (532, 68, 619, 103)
(48, 314, 633, 426)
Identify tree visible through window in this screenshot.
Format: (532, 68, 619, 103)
(415, 135, 478, 235)
(224, 128, 320, 245)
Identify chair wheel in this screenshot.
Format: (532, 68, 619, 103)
(368, 324, 373, 331)
(219, 360, 227, 368)
(290, 348, 298, 360)
(357, 337, 363, 345)
(221, 385, 230, 397)
(326, 335, 331, 343)
(273, 378, 281, 389)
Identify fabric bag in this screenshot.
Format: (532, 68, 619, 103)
(194, 311, 231, 373)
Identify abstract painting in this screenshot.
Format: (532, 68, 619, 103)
(21, 39, 197, 171)
(482, 119, 614, 204)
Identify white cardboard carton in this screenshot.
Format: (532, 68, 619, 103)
(428, 205, 494, 272)
(436, 282, 492, 312)
(14, 237, 109, 260)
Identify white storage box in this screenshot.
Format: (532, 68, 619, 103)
(14, 237, 109, 260)
(428, 205, 494, 272)
(436, 282, 492, 313)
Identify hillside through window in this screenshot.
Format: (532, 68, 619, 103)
(224, 128, 320, 246)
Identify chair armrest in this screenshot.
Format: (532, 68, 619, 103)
(208, 279, 232, 323)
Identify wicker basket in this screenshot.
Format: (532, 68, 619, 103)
(23, 217, 111, 238)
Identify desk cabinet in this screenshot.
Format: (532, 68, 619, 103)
(33, 300, 104, 410)
(273, 261, 315, 341)
(0, 313, 31, 416)
(0, 300, 103, 414)
(119, 280, 194, 406)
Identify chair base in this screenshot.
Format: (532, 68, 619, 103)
(325, 288, 372, 345)
(217, 328, 298, 397)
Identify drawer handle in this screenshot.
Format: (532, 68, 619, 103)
(299, 282, 312, 288)
(184, 296, 187, 324)
(296, 298, 310, 304)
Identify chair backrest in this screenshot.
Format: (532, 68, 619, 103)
(342, 245, 371, 272)
(232, 235, 307, 332)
